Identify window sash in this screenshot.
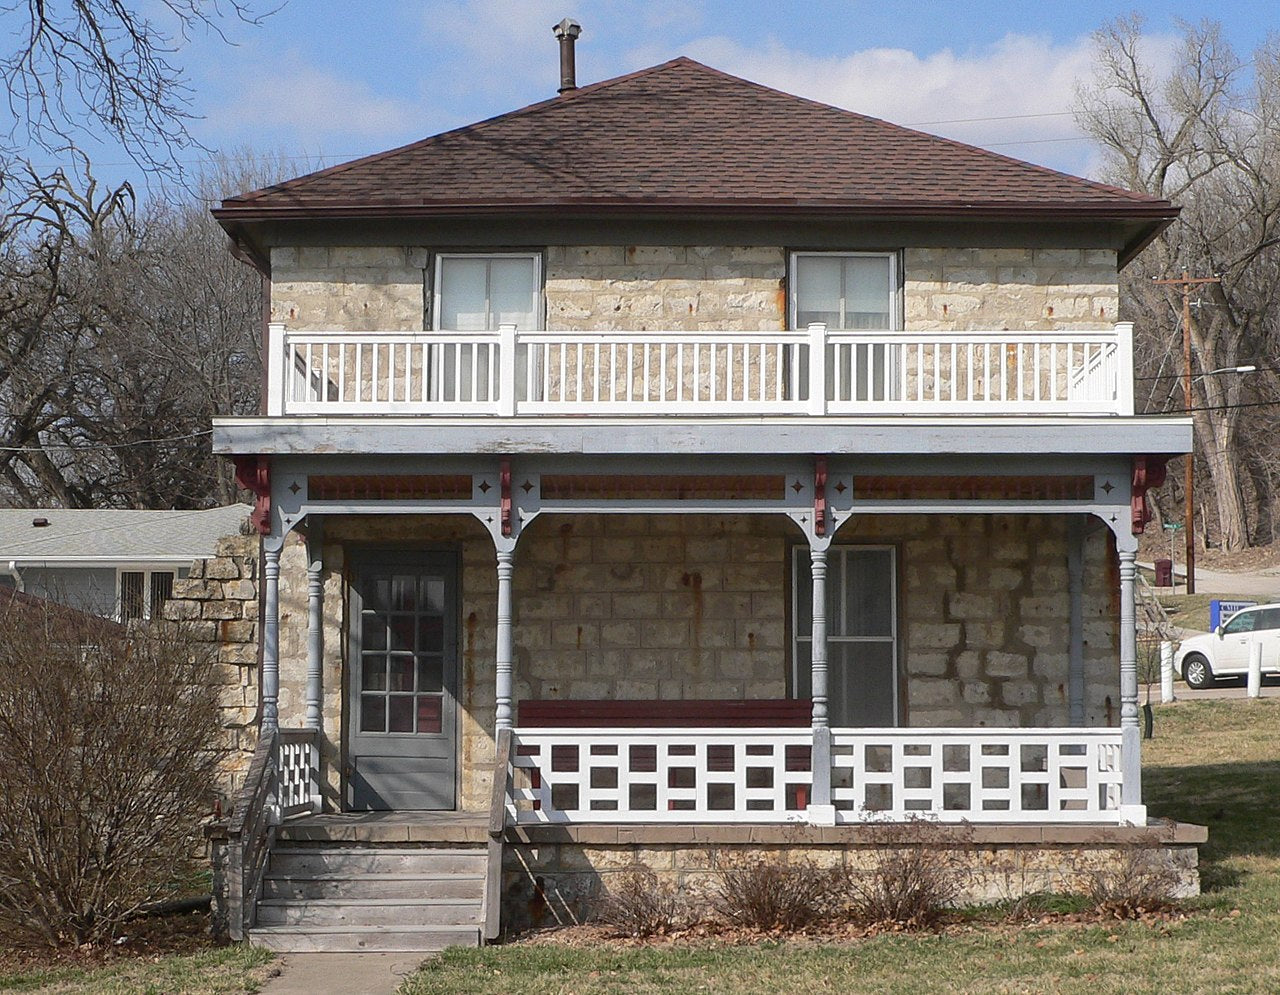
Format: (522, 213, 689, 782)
(790, 252, 899, 331)
(791, 545, 898, 727)
(434, 253, 542, 331)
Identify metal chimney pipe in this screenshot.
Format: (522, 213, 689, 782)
(553, 18, 582, 93)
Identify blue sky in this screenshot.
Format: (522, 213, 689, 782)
(15, 1, 1280, 192)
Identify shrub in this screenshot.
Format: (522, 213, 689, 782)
(836, 827, 970, 930)
(596, 866, 683, 937)
(1086, 848, 1183, 919)
(0, 598, 222, 947)
(714, 857, 829, 931)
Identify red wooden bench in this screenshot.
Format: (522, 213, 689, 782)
(515, 699, 813, 811)
(518, 698, 813, 728)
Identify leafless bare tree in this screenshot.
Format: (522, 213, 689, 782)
(1076, 16, 1280, 549)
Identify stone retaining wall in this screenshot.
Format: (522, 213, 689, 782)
(501, 822, 1204, 932)
(164, 533, 260, 798)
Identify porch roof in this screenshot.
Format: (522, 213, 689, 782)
(213, 414, 1192, 459)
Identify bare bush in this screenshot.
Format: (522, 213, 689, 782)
(596, 866, 683, 937)
(714, 857, 830, 931)
(834, 826, 971, 931)
(0, 596, 222, 947)
(1086, 849, 1184, 920)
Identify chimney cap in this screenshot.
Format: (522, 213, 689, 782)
(31, 517, 49, 527)
(553, 17, 581, 40)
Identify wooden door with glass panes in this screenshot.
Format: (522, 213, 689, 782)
(346, 551, 458, 810)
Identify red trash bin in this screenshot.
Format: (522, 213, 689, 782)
(1154, 558, 1173, 587)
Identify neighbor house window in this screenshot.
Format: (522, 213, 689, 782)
(791, 545, 898, 727)
(434, 254, 542, 331)
(790, 252, 898, 330)
(118, 569, 176, 621)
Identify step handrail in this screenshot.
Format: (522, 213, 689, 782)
(483, 728, 513, 942)
(225, 728, 279, 941)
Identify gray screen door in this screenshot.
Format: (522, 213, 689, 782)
(347, 551, 458, 810)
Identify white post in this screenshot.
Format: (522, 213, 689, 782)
(304, 524, 325, 729)
(266, 322, 287, 416)
(261, 536, 283, 734)
(1118, 548, 1145, 823)
(498, 323, 517, 417)
(807, 322, 827, 415)
(495, 544, 516, 731)
(807, 543, 835, 824)
(1248, 640, 1263, 698)
(1114, 321, 1135, 416)
(1160, 640, 1175, 704)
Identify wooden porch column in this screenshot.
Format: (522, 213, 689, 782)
(304, 522, 324, 730)
(261, 536, 283, 735)
(809, 543, 834, 820)
(1118, 547, 1145, 823)
(494, 543, 516, 732)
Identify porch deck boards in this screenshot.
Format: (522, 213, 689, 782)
(277, 813, 1206, 847)
(278, 812, 489, 844)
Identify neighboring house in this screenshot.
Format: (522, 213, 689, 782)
(0, 506, 249, 621)
(207, 46, 1202, 951)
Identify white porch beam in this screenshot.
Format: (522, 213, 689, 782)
(1118, 547, 1145, 823)
(495, 543, 517, 732)
(261, 535, 284, 734)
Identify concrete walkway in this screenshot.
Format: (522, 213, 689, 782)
(260, 953, 428, 995)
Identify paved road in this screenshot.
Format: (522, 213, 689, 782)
(1141, 561, 1280, 598)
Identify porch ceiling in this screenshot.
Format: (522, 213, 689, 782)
(213, 415, 1192, 459)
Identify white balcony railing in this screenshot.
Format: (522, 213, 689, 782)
(267, 322, 1134, 418)
(507, 727, 1127, 825)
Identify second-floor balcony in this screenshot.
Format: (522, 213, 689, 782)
(266, 322, 1135, 419)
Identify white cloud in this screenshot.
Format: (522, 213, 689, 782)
(202, 51, 423, 146)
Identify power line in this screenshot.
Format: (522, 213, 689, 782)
(0, 429, 213, 453)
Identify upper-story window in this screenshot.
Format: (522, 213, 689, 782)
(790, 252, 899, 330)
(434, 254, 542, 331)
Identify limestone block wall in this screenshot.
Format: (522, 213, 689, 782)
(512, 514, 789, 703)
(267, 244, 1118, 335)
(501, 825, 1201, 932)
(903, 247, 1118, 330)
(164, 533, 260, 799)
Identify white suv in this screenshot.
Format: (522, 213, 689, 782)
(1175, 603, 1280, 688)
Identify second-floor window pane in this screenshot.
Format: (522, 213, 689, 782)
(794, 254, 893, 330)
(437, 256, 538, 330)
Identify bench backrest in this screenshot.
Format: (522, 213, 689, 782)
(518, 698, 812, 728)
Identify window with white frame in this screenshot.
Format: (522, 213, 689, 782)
(791, 252, 900, 403)
(433, 254, 542, 331)
(791, 252, 898, 331)
(792, 545, 898, 727)
(118, 569, 179, 621)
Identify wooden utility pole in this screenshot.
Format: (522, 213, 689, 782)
(1154, 271, 1221, 594)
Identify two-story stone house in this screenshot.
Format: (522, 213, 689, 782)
(205, 51, 1199, 951)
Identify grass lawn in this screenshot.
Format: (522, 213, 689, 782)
(0, 932, 275, 994)
(1156, 591, 1267, 633)
(401, 698, 1280, 995)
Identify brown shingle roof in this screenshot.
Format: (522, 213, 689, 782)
(216, 57, 1173, 221)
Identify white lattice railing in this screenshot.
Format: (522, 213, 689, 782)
(508, 727, 1126, 825)
(276, 727, 321, 819)
(267, 323, 1135, 417)
(509, 729, 814, 824)
(829, 728, 1123, 823)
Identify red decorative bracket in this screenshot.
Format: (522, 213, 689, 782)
(500, 459, 512, 537)
(1130, 456, 1168, 535)
(814, 456, 828, 537)
(232, 455, 271, 536)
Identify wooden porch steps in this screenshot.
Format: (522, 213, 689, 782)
(247, 844, 486, 953)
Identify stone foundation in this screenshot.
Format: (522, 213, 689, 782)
(500, 821, 1205, 932)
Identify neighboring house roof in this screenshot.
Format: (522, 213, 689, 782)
(0, 583, 125, 632)
(0, 505, 248, 565)
(216, 57, 1174, 226)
